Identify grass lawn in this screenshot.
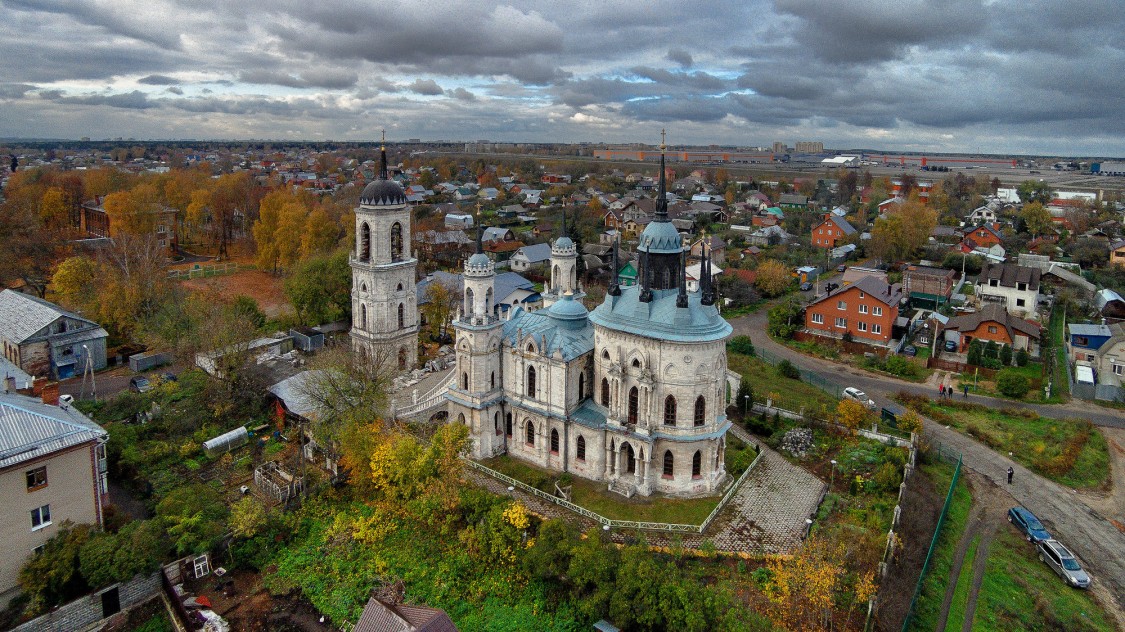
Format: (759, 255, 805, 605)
(955, 362, 1048, 402)
(971, 529, 1114, 631)
(728, 352, 839, 414)
(945, 534, 981, 628)
(896, 396, 1109, 491)
(1048, 309, 1071, 401)
(479, 454, 724, 525)
(909, 460, 972, 631)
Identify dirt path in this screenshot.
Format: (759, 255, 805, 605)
(1076, 427, 1125, 531)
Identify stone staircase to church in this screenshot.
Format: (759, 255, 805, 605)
(608, 479, 636, 498)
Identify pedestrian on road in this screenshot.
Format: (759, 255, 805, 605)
(963, 384, 969, 398)
(1007, 466, 1014, 484)
(939, 384, 945, 398)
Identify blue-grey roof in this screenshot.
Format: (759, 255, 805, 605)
(589, 285, 732, 342)
(417, 271, 536, 307)
(1069, 323, 1112, 338)
(1096, 288, 1124, 311)
(0, 289, 101, 344)
(637, 221, 683, 254)
(503, 302, 594, 361)
(515, 242, 552, 263)
(553, 236, 574, 249)
(467, 252, 491, 267)
(546, 293, 589, 320)
(268, 370, 329, 420)
(0, 392, 106, 468)
(0, 356, 33, 389)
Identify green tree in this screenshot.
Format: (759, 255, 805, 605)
(285, 249, 352, 325)
(1000, 344, 1013, 366)
(754, 259, 792, 297)
(156, 484, 230, 556)
(767, 298, 803, 339)
(79, 520, 168, 589)
(19, 522, 94, 615)
(1020, 202, 1053, 237)
(996, 369, 1031, 398)
(1017, 180, 1052, 204)
(230, 497, 269, 539)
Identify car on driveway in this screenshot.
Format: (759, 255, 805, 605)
(129, 376, 152, 393)
(799, 282, 812, 291)
(837, 264, 847, 272)
(903, 345, 917, 356)
(843, 387, 876, 409)
(944, 339, 958, 352)
(1037, 539, 1090, 588)
(1008, 506, 1051, 543)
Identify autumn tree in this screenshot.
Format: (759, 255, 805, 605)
(754, 259, 793, 297)
(897, 410, 924, 435)
(1017, 179, 1052, 204)
(868, 197, 937, 263)
(766, 535, 875, 631)
(836, 399, 869, 431)
(285, 249, 352, 325)
(420, 276, 459, 339)
(1021, 202, 1052, 237)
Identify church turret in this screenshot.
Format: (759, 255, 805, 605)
(544, 210, 582, 307)
(636, 130, 683, 303)
(701, 239, 716, 306)
(608, 235, 622, 297)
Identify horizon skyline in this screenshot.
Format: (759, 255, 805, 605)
(3, 1, 1124, 156)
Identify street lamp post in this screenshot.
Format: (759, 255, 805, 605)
(830, 459, 837, 491)
(743, 394, 750, 416)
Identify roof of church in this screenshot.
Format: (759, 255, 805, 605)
(503, 302, 593, 361)
(589, 284, 731, 343)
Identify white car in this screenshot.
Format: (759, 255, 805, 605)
(843, 387, 876, 409)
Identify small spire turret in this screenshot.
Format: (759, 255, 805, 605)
(608, 236, 621, 297)
(655, 129, 669, 223)
(379, 129, 389, 180)
(676, 249, 688, 308)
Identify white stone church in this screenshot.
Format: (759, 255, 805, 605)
(446, 141, 740, 498)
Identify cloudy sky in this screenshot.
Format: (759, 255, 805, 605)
(2, 0, 1123, 156)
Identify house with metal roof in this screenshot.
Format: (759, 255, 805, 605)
(942, 303, 1041, 356)
(975, 262, 1041, 320)
(509, 242, 553, 272)
(1067, 323, 1114, 363)
(0, 391, 108, 603)
(0, 290, 108, 380)
(353, 595, 457, 632)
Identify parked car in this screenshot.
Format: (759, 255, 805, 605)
(1037, 539, 1090, 588)
(1008, 506, 1051, 543)
(799, 282, 812, 291)
(843, 387, 876, 409)
(944, 339, 958, 352)
(836, 264, 847, 272)
(903, 345, 917, 357)
(129, 376, 152, 393)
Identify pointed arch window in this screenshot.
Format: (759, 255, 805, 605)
(525, 421, 535, 446)
(628, 386, 638, 425)
(461, 372, 469, 390)
(398, 303, 405, 329)
(664, 395, 677, 426)
(360, 223, 371, 261)
(694, 395, 706, 427)
(398, 347, 407, 370)
(505, 413, 513, 437)
(526, 366, 536, 398)
(663, 450, 674, 478)
(578, 372, 585, 399)
(494, 412, 502, 435)
(601, 378, 610, 406)
(359, 303, 367, 330)
(390, 222, 403, 261)
(692, 451, 702, 478)
(576, 435, 586, 461)
(550, 429, 559, 454)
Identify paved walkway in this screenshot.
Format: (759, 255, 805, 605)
(464, 431, 826, 556)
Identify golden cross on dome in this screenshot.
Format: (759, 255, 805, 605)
(380, 129, 386, 148)
(660, 128, 666, 151)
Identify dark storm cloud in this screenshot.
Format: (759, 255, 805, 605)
(447, 87, 477, 102)
(52, 90, 156, 109)
(0, 83, 37, 99)
(7, 0, 183, 49)
(165, 86, 184, 95)
(138, 74, 179, 85)
(238, 69, 358, 90)
(666, 48, 693, 68)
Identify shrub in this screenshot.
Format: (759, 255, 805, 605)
(1016, 348, 1029, 366)
(872, 462, 902, 493)
(981, 357, 1003, 370)
(777, 359, 801, 380)
(967, 340, 983, 365)
(883, 355, 921, 379)
(728, 335, 756, 356)
(999, 344, 1013, 366)
(996, 369, 1031, 398)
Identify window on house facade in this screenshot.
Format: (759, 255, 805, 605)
(1074, 336, 1089, 346)
(31, 504, 51, 530)
(1016, 299, 1026, 307)
(858, 321, 868, 332)
(859, 304, 868, 314)
(663, 451, 674, 478)
(873, 306, 883, 316)
(837, 300, 847, 310)
(872, 323, 882, 334)
(989, 279, 999, 287)
(835, 317, 846, 328)
(694, 396, 705, 427)
(859, 291, 865, 298)
(988, 326, 998, 334)
(1115, 365, 1123, 376)
(26, 467, 47, 491)
(664, 396, 677, 426)
(812, 313, 823, 324)
(1017, 282, 1027, 291)
(576, 435, 586, 461)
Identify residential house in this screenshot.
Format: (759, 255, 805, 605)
(685, 261, 723, 293)
(413, 230, 473, 260)
(841, 267, 887, 286)
(1096, 289, 1125, 324)
(0, 290, 108, 380)
(509, 243, 553, 272)
(747, 225, 792, 247)
(1086, 324, 1125, 400)
(804, 276, 903, 347)
(793, 266, 817, 284)
(478, 188, 500, 200)
(353, 595, 458, 632)
(444, 213, 474, 229)
(961, 224, 1003, 249)
(903, 265, 956, 309)
(975, 262, 1041, 320)
(1110, 239, 1125, 268)
(481, 227, 515, 245)
(0, 390, 108, 604)
(942, 303, 1041, 356)
(617, 261, 638, 287)
(930, 225, 962, 243)
(79, 199, 177, 254)
(689, 236, 727, 265)
(1068, 323, 1114, 363)
(810, 214, 856, 249)
(779, 194, 809, 210)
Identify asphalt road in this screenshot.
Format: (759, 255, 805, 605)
(727, 305, 1125, 620)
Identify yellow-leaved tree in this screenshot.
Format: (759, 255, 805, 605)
(754, 259, 793, 298)
(836, 398, 869, 432)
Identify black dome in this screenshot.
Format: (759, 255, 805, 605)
(360, 178, 407, 206)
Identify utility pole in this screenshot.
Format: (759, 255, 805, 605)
(79, 345, 97, 402)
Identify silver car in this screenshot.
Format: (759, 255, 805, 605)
(843, 387, 876, 410)
(1037, 539, 1090, 588)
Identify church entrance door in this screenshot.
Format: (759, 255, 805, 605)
(624, 443, 636, 474)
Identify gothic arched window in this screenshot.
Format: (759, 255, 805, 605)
(578, 372, 585, 399)
(663, 450, 674, 477)
(398, 347, 407, 370)
(601, 378, 610, 406)
(396, 282, 403, 292)
(526, 421, 535, 446)
(360, 222, 371, 261)
(390, 222, 403, 261)
(692, 451, 702, 477)
(494, 412, 501, 435)
(664, 395, 677, 426)
(398, 303, 405, 329)
(505, 413, 513, 437)
(550, 429, 559, 454)
(628, 387, 638, 425)
(527, 366, 536, 398)
(461, 372, 468, 390)
(553, 265, 560, 290)
(576, 435, 586, 461)
(694, 395, 706, 427)
(359, 303, 367, 330)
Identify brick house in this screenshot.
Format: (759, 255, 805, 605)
(942, 303, 1041, 356)
(79, 199, 177, 255)
(961, 224, 1003, 249)
(1110, 239, 1125, 269)
(810, 214, 856, 249)
(903, 265, 955, 309)
(804, 276, 903, 346)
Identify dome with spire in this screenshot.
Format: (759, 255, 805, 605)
(360, 179, 407, 206)
(552, 235, 575, 253)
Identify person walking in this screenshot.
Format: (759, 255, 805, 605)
(1007, 466, 1014, 484)
(963, 384, 969, 399)
(939, 384, 945, 398)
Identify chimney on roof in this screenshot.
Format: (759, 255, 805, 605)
(40, 382, 60, 406)
(3, 376, 14, 393)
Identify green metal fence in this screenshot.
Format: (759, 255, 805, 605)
(900, 447, 962, 632)
(754, 346, 842, 398)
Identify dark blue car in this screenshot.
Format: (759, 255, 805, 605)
(1008, 506, 1051, 543)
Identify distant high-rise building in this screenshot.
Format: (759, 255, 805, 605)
(772, 141, 787, 154)
(795, 141, 824, 153)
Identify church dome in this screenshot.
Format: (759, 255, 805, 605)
(553, 235, 574, 249)
(360, 178, 407, 206)
(547, 292, 588, 322)
(637, 221, 682, 254)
